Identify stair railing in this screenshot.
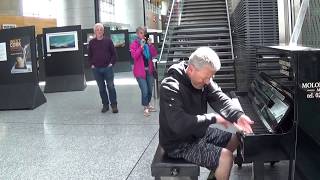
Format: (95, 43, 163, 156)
(159, 0, 184, 63)
(154, 0, 184, 99)
(225, 0, 235, 60)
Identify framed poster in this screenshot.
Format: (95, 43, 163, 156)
(0, 42, 7, 61)
(9, 36, 32, 74)
(111, 33, 125, 48)
(129, 33, 137, 44)
(46, 31, 78, 53)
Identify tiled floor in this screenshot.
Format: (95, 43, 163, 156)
(0, 72, 291, 180)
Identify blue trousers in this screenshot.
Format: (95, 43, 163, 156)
(92, 66, 117, 106)
(136, 71, 154, 106)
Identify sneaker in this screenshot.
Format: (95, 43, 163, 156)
(111, 104, 119, 113)
(144, 108, 150, 117)
(101, 105, 109, 113)
(148, 105, 157, 112)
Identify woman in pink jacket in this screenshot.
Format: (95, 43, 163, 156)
(130, 26, 158, 117)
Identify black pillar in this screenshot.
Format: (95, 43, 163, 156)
(94, 0, 100, 23)
(143, 0, 146, 26)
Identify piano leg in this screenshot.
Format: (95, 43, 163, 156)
(288, 159, 294, 180)
(252, 161, 264, 180)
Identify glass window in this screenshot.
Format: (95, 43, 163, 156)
(23, 0, 57, 18)
(100, 0, 115, 22)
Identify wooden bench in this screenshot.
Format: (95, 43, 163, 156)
(151, 145, 200, 180)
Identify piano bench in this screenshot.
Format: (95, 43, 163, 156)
(151, 145, 200, 180)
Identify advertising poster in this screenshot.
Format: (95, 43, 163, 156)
(0, 42, 7, 61)
(9, 36, 32, 74)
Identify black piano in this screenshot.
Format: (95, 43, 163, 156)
(232, 45, 320, 180)
(231, 72, 295, 180)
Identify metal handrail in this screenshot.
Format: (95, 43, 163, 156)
(158, 0, 176, 63)
(225, 0, 235, 59)
(289, 0, 310, 46)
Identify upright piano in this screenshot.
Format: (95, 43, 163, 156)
(231, 72, 295, 180)
(231, 46, 320, 180)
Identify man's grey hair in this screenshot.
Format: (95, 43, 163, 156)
(93, 23, 104, 31)
(136, 26, 146, 34)
(188, 47, 221, 72)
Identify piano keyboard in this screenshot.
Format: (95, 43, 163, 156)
(232, 95, 269, 134)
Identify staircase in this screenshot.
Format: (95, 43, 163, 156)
(159, 0, 236, 92)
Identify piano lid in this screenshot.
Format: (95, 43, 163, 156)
(267, 45, 320, 52)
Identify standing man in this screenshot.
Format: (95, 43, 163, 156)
(159, 47, 253, 179)
(88, 23, 118, 113)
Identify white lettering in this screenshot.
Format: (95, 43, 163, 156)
(302, 82, 320, 89)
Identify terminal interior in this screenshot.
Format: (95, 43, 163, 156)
(0, 0, 319, 180)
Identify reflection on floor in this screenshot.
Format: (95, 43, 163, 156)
(0, 72, 290, 180)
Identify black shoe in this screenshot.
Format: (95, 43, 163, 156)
(111, 104, 118, 113)
(101, 105, 109, 113)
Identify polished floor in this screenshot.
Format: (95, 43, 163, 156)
(0, 72, 290, 180)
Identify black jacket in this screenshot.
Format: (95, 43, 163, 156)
(159, 61, 244, 152)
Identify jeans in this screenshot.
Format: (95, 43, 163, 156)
(92, 66, 117, 106)
(136, 71, 154, 106)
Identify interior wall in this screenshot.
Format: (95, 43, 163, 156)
(55, 0, 95, 29)
(114, 0, 144, 31)
(0, 0, 23, 16)
(0, 16, 56, 35)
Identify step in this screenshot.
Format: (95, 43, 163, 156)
(184, 0, 225, 2)
(183, 8, 227, 14)
(172, 15, 228, 21)
(166, 52, 232, 58)
(214, 74, 236, 80)
(180, 20, 229, 25)
(173, 27, 229, 34)
(183, 1, 226, 6)
(162, 48, 232, 54)
(172, 12, 227, 18)
(183, 5, 226, 10)
(180, 16, 227, 22)
(170, 39, 231, 45)
(173, 23, 228, 29)
(168, 33, 230, 39)
(164, 45, 232, 52)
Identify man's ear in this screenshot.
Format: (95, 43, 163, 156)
(187, 64, 195, 73)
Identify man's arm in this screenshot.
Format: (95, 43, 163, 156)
(160, 77, 215, 137)
(88, 41, 94, 67)
(206, 80, 244, 123)
(206, 80, 254, 133)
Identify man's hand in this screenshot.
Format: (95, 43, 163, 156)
(215, 115, 232, 129)
(91, 65, 95, 68)
(233, 114, 254, 134)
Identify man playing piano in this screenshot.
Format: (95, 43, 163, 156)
(159, 47, 254, 180)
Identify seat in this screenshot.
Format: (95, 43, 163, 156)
(151, 145, 200, 180)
